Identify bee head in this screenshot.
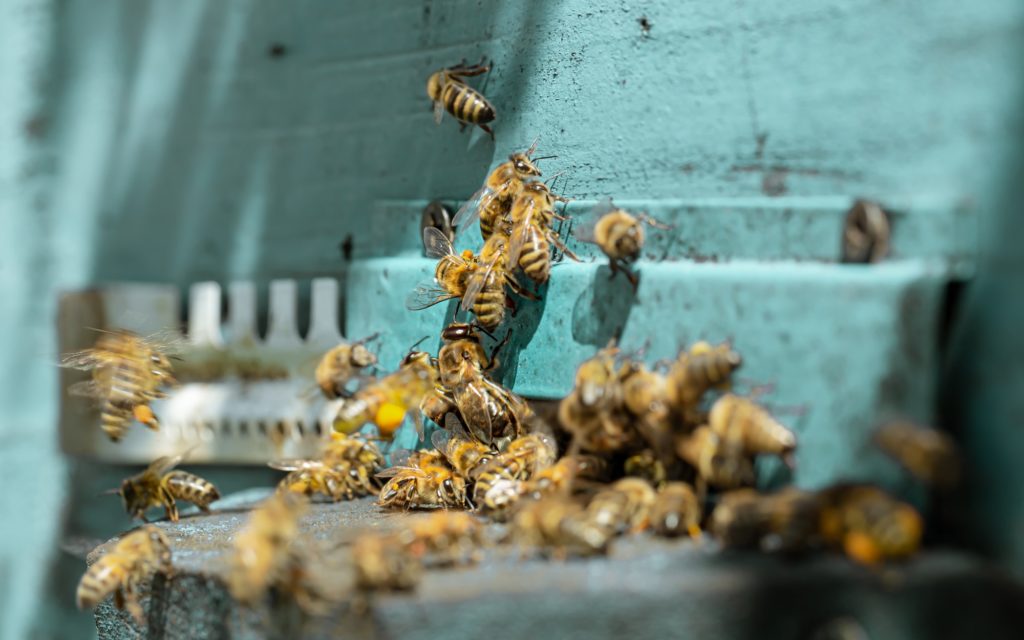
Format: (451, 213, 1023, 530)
(509, 152, 542, 177)
(426, 72, 444, 100)
(350, 344, 377, 368)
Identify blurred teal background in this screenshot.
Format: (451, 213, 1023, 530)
(1, 1, 1022, 638)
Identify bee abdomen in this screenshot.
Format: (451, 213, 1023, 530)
(164, 471, 220, 508)
(472, 286, 505, 329)
(441, 82, 495, 124)
(100, 400, 133, 441)
(519, 238, 551, 283)
(76, 562, 122, 609)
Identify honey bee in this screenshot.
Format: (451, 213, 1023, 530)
(377, 450, 472, 510)
(709, 394, 797, 465)
(473, 432, 557, 512)
(512, 496, 610, 558)
(61, 329, 178, 441)
(227, 492, 323, 610)
(873, 421, 961, 488)
(665, 340, 742, 426)
(452, 141, 547, 240)
(352, 533, 423, 592)
(116, 453, 220, 522)
(707, 489, 763, 548)
(559, 344, 634, 454)
(619, 360, 675, 460)
(432, 419, 496, 478)
(710, 488, 825, 553)
(426, 58, 495, 139)
(271, 459, 366, 502)
(573, 199, 671, 287)
(624, 449, 668, 489)
(507, 181, 580, 285)
(314, 334, 378, 399)
(526, 454, 608, 498)
(437, 324, 534, 447)
(650, 482, 702, 539)
(76, 525, 172, 624)
(818, 484, 923, 566)
(676, 425, 756, 492)
(402, 512, 486, 566)
(333, 349, 439, 440)
(585, 477, 657, 535)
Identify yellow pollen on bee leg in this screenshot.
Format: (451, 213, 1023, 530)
(133, 405, 158, 429)
(375, 403, 408, 437)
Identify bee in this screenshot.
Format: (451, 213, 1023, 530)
(271, 459, 364, 502)
(710, 488, 825, 553)
(665, 340, 742, 426)
(818, 484, 923, 566)
(559, 343, 634, 454)
(619, 360, 675, 461)
(426, 58, 495, 139)
(314, 334, 378, 399)
(452, 141, 547, 240)
(526, 454, 608, 498)
(573, 199, 671, 288)
(650, 482, 702, 539)
(707, 489, 764, 548)
(511, 496, 610, 558)
(352, 533, 423, 592)
(507, 181, 579, 285)
(624, 449, 668, 489)
(377, 450, 472, 510)
(61, 329, 178, 441)
(437, 324, 534, 447)
(76, 525, 172, 625)
(333, 349, 439, 440)
(227, 492, 323, 610)
(473, 433, 557, 513)
(402, 512, 485, 566)
(321, 432, 385, 473)
(676, 425, 756, 492)
(585, 477, 657, 535)
(432, 419, 496, 479)
(116, 453, 220, 522)
(709, 394, 797, 465)
(872, 421, 961, 488)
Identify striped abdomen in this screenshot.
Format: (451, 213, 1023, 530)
(517, 226, 551, 284)
(471, 274, 505, 330)
(76, 557, 127, 609)
(441, 81, 495, 124)
(479, 196, 510, 240)
(164, 471, 220, 509)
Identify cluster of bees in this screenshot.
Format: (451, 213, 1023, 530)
(65, 58, 963, 626)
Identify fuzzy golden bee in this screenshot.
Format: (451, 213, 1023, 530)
(873, 420, 961, 488)
(650, 482, 702, 539)
(352, 533, 423, 593)
(426, 58, 496, 139)
(226, 492, 324, 611)
(334, 349, 439, 440)
(585, 477, 657, 535)
(574, 199, 670, 287)
(314, 334, 378, 399)
(61, 329, 178, 441)
(473, 433, 557, 514)
(511, 496, 610, 558)
(507, 181, 579, 285)
(710, 488, 823, 553)
(432, 420, 496, 479)
(452, 142, 547, 240)
(402, 512, 486, 566)
(377, 450, 472, 510)
(76, 525, 173, 625)
(623, 449, 668, 489)
(271, 459, 364, 502)
(676, 425, 756, 492)
(559, 344, 635, 454)
(116, 453, 220, 522)
(526, 454, 607, 498)
(818, 484, 923, 566)
(709, 394, 797, 466)
(665, 340, 742, 425)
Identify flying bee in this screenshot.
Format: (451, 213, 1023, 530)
(432, 418, 496, 479)
(352, 533, 423, 594)
(585, 477, 657, 535)
(665, 340, 743, 426)
(76, 525, 172, 625)
(426, 57, 496, 139)
(526, 454, 608, 498)
(61, 329, 178, 441)
(709, 394, 797, 466)
(872, 420, 961, 488)
(115, 452, 220, 522)
(452, 141, 550, 240)
(402, 512, 486, 566)
(314, 334, 379, 399)
(650, 482, 702, 539)
(676, 425, 756, 493)
(377, 450, 472, 510)
(333, 349, 439, 440)
(573, 198, 671, 288)
(437, 325, 535, 448)
(512, 496, 610, 558)
(507, 181, 580, 285)
(226, 492, 324, 611)
(818, 484, 923, 566)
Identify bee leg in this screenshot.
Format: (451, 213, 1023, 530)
(459, 122, 469, 133)
(548, 232, 581, 262)
(688, 524, 702, 541)
(623, 265, 640, 290)
(504, 294, 518, 316)
(479, 123, 495, 140)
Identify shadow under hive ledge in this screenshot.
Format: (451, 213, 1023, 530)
(83, 489, 1024, 640)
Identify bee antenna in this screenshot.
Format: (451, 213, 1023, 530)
(471, 323, 497, 340)
(544, 170, 566, 186)
(98, 488, 121, 497)
(357, 332, 382, 345)
(407, 335, 430, 353)
(532, 155, 558, 162)
(527, 137, 540, 156)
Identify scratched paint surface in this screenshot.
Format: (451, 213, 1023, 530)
(3, 0, 1024, 638)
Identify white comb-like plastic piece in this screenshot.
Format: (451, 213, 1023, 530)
(58, 279, 347, 464)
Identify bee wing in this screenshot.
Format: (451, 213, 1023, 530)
(459, 382, 495, 444)
(433, 99, 445, 125)
(411, 409, 425, 442)
(406, 284, 458, 311)
(60, 349, 103, 371)
(430, 427, 453, 452)
(508, 199, 538, 266)
(389, 448, 416, 468)
(67, 380, 103, 398)
(444, 412, 476, 442)
(376, 465, 426, 479)
(268, 459, 320, 471)
(452, 186, 494, 236)
(148, 454, 183, 476)
(423, 226, 455, 259)
(572, 198, 614, 244)
(461, 253, 499, 313)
